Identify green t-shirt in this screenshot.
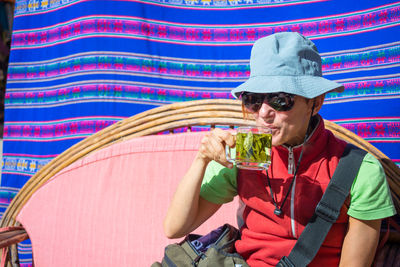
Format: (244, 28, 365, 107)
(200, 153, 396, 220)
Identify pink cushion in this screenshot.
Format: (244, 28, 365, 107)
(17, 132, 238, 266)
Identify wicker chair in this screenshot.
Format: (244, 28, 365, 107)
(0, 99, 399, 266)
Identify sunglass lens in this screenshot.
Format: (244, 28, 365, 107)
(242, 92, 295, 112)
(268, 93, 294, 111)
(242, 93, 264, 111)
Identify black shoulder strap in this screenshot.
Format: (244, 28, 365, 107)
(277, 143, 367, 267)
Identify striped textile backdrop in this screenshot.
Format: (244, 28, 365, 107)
(2, 0, 400, 264)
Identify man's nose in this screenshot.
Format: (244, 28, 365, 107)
(257, 102, 275, 119)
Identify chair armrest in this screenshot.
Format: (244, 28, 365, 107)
(0, 226, 28, 249)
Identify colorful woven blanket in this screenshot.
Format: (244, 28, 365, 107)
(2, 0, 400, 265)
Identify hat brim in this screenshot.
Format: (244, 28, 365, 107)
(231, 75, 344, 99)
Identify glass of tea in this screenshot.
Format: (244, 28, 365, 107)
(226, 126, 272, 170)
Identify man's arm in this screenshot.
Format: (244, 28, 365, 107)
(163, 129, 235, 239)
(339, 216, 381, 267)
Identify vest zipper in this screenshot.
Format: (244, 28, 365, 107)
(286, 146, 296, 237)
(288, 147, 294, 175)
(290, 176, 296, 238)
(284, 117, 320, 238)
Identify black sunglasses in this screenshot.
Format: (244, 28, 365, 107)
(240, 92, 296, 112)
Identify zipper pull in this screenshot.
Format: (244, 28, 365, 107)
(288, 147, 294, 175)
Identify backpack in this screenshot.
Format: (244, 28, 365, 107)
(151, 224, 248, 267)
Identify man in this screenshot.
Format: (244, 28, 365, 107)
(164, 32, 396, 266)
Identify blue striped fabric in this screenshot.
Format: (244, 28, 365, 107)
(2, 0, 400, 265)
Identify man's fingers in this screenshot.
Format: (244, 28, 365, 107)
(211, 128, 236, 148)
(199, 130, 234, 168)
(225, 133, 236, 148)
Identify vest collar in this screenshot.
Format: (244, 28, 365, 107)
(273, 115, 327, 174)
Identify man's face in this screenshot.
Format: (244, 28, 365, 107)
(252, 95, 317, 147)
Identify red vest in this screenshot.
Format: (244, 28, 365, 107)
(235, 117, 348, 267)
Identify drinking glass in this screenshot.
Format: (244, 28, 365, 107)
(226, 126, 272, 170)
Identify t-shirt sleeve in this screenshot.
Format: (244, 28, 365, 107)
(348, 153, 397, 220)
(200, 161, 238, 204)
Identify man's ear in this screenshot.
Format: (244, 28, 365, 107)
(312, 94, 325, 116)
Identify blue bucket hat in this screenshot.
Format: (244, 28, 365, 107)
(231, 32, 344, 99)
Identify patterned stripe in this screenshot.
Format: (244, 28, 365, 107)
(18, 241, 33, 266)
(7, 51, 248, 65)
(5, 116, 123, 125)
(6, 52, 249, 83)
(325, 74, 400, 104)
(128, 0, 324, 9)
(322, 41, 400, 74)
(15, 0, 324, 15)
(5, 97, 173, 109)
(4, 117, 122, 141)
(15, 0, 82, 16)
(7, 41, 400, 82)
(333, 119, 400, 141)
(17, 242, 32, 252)
(0, 188, 20, 205)
(2, 155, 53, 176)
(332, 117, 400, 124)
(10, 3, 400, 48)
